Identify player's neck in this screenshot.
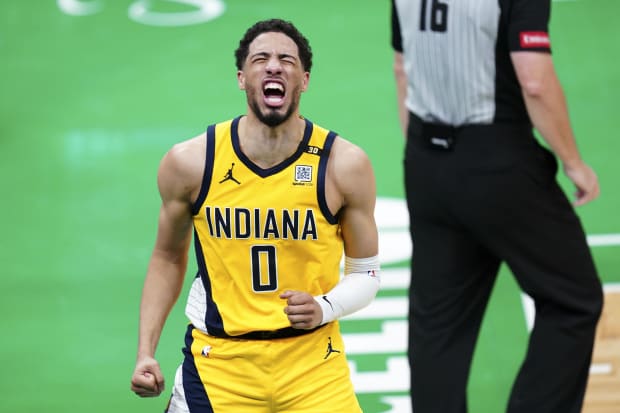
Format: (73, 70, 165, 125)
(238, 114, 305, 168)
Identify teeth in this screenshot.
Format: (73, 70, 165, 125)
(264, 82, 283, 91)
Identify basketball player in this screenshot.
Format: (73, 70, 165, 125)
(130, 19, 380, 413)
(391, 1, 603, 412)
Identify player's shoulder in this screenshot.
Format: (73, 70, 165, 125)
(158, 132, 206, 185)
(327, 134, 376, 204)
(169, 132, 205, 158)
(330, 135, 372, 172)
(160, 116, 235, 175)
(332, 135, 366, 153)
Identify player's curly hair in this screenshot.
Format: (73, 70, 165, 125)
(235, 18, 313, 72)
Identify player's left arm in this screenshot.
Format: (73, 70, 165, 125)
(281, 138, 380, 329)
(320, 138, 381, 317)
(282, 138, 380, 329)
(333, 138, 379, 259)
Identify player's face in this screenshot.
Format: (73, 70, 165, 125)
(238, 31, 309, 127)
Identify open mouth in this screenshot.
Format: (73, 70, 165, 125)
(263, 80, 285, 107)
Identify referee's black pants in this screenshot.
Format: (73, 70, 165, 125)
(404, 113, 603, 413)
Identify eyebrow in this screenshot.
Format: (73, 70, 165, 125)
(250, 51, 298, 61)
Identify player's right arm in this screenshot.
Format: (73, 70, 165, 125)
(130, 139, 201, 397)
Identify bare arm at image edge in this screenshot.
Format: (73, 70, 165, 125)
(511, 51, 600, 206)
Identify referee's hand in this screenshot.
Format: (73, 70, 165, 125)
(564, 161, 600, 206)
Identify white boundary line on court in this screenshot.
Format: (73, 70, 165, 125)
(587, 234, 620, 247)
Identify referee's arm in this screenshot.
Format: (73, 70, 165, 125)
(393, 51, 408, 138)
(511, 51, 600, 206)
(391, 0, 408, 138)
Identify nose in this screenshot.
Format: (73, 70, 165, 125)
(265, 55, 283, 74)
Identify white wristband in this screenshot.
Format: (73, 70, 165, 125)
(314, 255, 381, 325)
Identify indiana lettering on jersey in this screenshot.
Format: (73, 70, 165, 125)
(204, 206, 318, 240)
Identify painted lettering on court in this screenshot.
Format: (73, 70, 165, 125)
(57, 0, 103, 15)
(129, 0, 225, 27)
(57, 0, 226, 26)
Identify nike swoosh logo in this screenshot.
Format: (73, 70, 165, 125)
(322, 296, 334, 310)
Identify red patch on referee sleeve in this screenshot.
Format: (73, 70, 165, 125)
(520, 31, 551, 48)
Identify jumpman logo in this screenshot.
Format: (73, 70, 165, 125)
(219, 162, 241, 184)
(324, 336, 341, 359)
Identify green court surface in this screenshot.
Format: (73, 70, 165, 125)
(1, 1, 618, 412)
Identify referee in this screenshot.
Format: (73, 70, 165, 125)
(391, 1, 603, 412)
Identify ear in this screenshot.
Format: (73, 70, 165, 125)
(300, 71, 310, 92)
(237, 70, 245, 90)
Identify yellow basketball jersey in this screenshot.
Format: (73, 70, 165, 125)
(185, 116, 343, 336)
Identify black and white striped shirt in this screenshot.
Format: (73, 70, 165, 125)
(392, 0, 551, 126)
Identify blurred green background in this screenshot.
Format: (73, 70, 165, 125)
(1, 1, 618, 412)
